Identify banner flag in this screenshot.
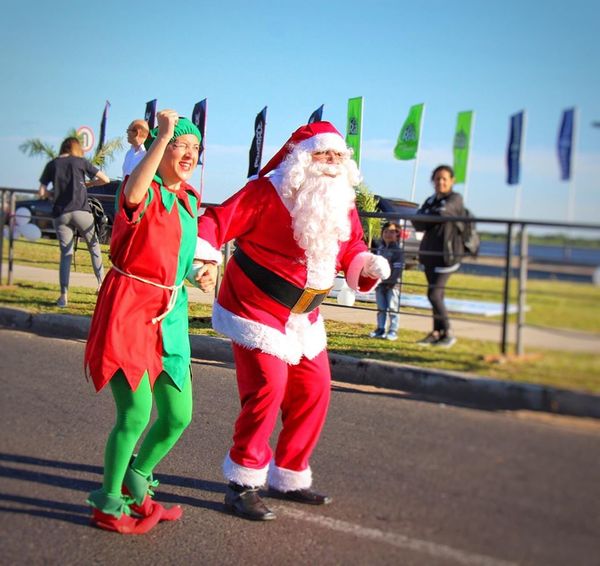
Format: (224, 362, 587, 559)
(346, 96, 363, 167)
(247, 106, 267, 178)
(192, 99, 207, 164)
(394, 103, 424, 160)
(144, 99, 157, 129)
(308, 104, 324, 124)
(506, 111, 524, 185)
(95, 100, 110, 156)
(557, 108, 575, 180)
(452, 110, 473, 184)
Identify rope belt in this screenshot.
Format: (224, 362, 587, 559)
(111, 266, 184, 324)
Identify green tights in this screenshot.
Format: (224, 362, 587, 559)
(101, 370, 193, 498)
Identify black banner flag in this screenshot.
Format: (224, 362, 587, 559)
(308, 104, 324, 124)
(191, 99, 207, 163)
(145, 99, 157, 129)
(247, 106, 267, 178)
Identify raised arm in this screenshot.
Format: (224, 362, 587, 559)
(124, 109, 178, 207)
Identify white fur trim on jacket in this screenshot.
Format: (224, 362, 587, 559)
(345, 251, 377, 292)
(195, 237, 224, 265)
(212, 303, 327, 365)
(296, 133, 349, 155)
(268, 462, 312, 491)
(223, 453, 268, 488)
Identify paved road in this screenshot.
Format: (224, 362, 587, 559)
(4, 263, 600, 353)
(1, 329, 599, 565)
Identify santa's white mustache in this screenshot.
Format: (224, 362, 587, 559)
(309, 162, 343, 177)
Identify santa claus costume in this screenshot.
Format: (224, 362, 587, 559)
(196, 121, 389, 520)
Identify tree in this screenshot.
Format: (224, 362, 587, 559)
(19, 128, 124, 169)
(354, 182, 381, 248)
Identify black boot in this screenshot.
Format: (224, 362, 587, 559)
(224, 482, 276, 521)
(268, 487, 332, 505)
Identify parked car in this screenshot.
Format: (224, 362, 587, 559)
(374, 195, 423, 269)
(14, 180, 120, 244)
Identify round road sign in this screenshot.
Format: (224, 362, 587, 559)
(77, 126, 95, 153)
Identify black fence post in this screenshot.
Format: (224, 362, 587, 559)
(500, 222, 514, 355)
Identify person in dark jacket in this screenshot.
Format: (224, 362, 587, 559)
(370, 222, 403, 341)
(411, 165, 464, 347)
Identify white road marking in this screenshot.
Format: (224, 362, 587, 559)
(280, 507, 518, 566)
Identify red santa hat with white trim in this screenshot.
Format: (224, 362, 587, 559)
(259, 121, 349, 177)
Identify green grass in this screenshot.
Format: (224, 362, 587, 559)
(5, 238, 599, 333)
(1, 279, 599, 394)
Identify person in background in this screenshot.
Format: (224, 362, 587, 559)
(122, 119, 149, 177)
(369, 221, 403, 341)
(84, 110, 217, 534)
(195, 121, 390, 521)
(38, 137, 110, 307)
(412, 164, 464, 348)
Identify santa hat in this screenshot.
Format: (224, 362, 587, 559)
(259, 121, 348, 177)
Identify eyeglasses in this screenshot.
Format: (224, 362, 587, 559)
(126, 127, 137, 133)
(170, 142, 201, 154)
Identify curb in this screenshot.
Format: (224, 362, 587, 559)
(1, 306, 599, 419)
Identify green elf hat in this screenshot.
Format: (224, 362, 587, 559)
(144, 116, 202, 150)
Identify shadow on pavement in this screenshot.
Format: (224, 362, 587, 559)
(0, 452, 226, 523)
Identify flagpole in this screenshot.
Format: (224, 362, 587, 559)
(463, 111, 475, 204)
(409, 104, 425, 202)
(200, 102, 207, 198)
(513, 111, 527, 218)
(566, 106, 578, 224)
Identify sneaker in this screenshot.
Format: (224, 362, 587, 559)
(417, 332, 439, 346)
(369, 329, 385, 338)
(435, 334, 456, 348)
(386, 331, 398, 341)
(56, 296, 67, 308)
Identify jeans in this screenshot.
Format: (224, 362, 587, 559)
(375, 284, 400, 333)
(424, 267, 452, 333)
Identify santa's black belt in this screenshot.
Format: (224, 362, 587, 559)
(233, 247, 332, 314)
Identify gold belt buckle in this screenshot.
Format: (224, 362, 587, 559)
(291, 286, 332, 314)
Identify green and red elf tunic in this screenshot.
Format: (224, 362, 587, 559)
(84, 175, 199, 392)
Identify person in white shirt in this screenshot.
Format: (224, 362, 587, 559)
(122, 119, 149, 177)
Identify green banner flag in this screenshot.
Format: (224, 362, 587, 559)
(453, 110, 474, 184)
(394, 103, 424, 160)
(346, 96, 363, 167)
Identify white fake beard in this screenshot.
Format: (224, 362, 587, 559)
(280, 158, 358, 289)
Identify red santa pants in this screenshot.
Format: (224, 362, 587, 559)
(229, 344, 331, 473)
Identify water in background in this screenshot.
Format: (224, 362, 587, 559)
(480, 241, 600, 266)
(464, 242, 600, 283)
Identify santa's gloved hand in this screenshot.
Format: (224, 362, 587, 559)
(361, 254, 391, 280)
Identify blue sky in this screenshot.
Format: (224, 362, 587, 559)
(1, 0, 599, 228)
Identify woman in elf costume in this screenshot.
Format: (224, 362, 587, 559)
(84, 110, 217, 534)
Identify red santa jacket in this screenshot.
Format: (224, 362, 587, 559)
(196, 177, 378, 363)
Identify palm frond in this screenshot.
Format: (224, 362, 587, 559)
(91, 137, 125, 167)
(18, 139, 57, 160)
(354, 182, 381, 248)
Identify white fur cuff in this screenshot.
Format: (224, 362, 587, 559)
(363, 254, 391, 279)
(268, 462, 312, 492)
(195, 238, 223, 265)
(223, 453, 268, 488)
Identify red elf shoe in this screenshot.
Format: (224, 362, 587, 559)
(87, 490, 162, 534)
(91, 507, 162, 534)
(130, 495, 183, 522)
(124, 466, 182, 522)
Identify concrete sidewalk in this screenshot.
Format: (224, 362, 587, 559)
(4, 262, 599, 354)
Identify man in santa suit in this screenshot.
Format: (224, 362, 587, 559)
(195, 121, 390, 521)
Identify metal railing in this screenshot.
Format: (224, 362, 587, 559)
(2, 186, 599, 356)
